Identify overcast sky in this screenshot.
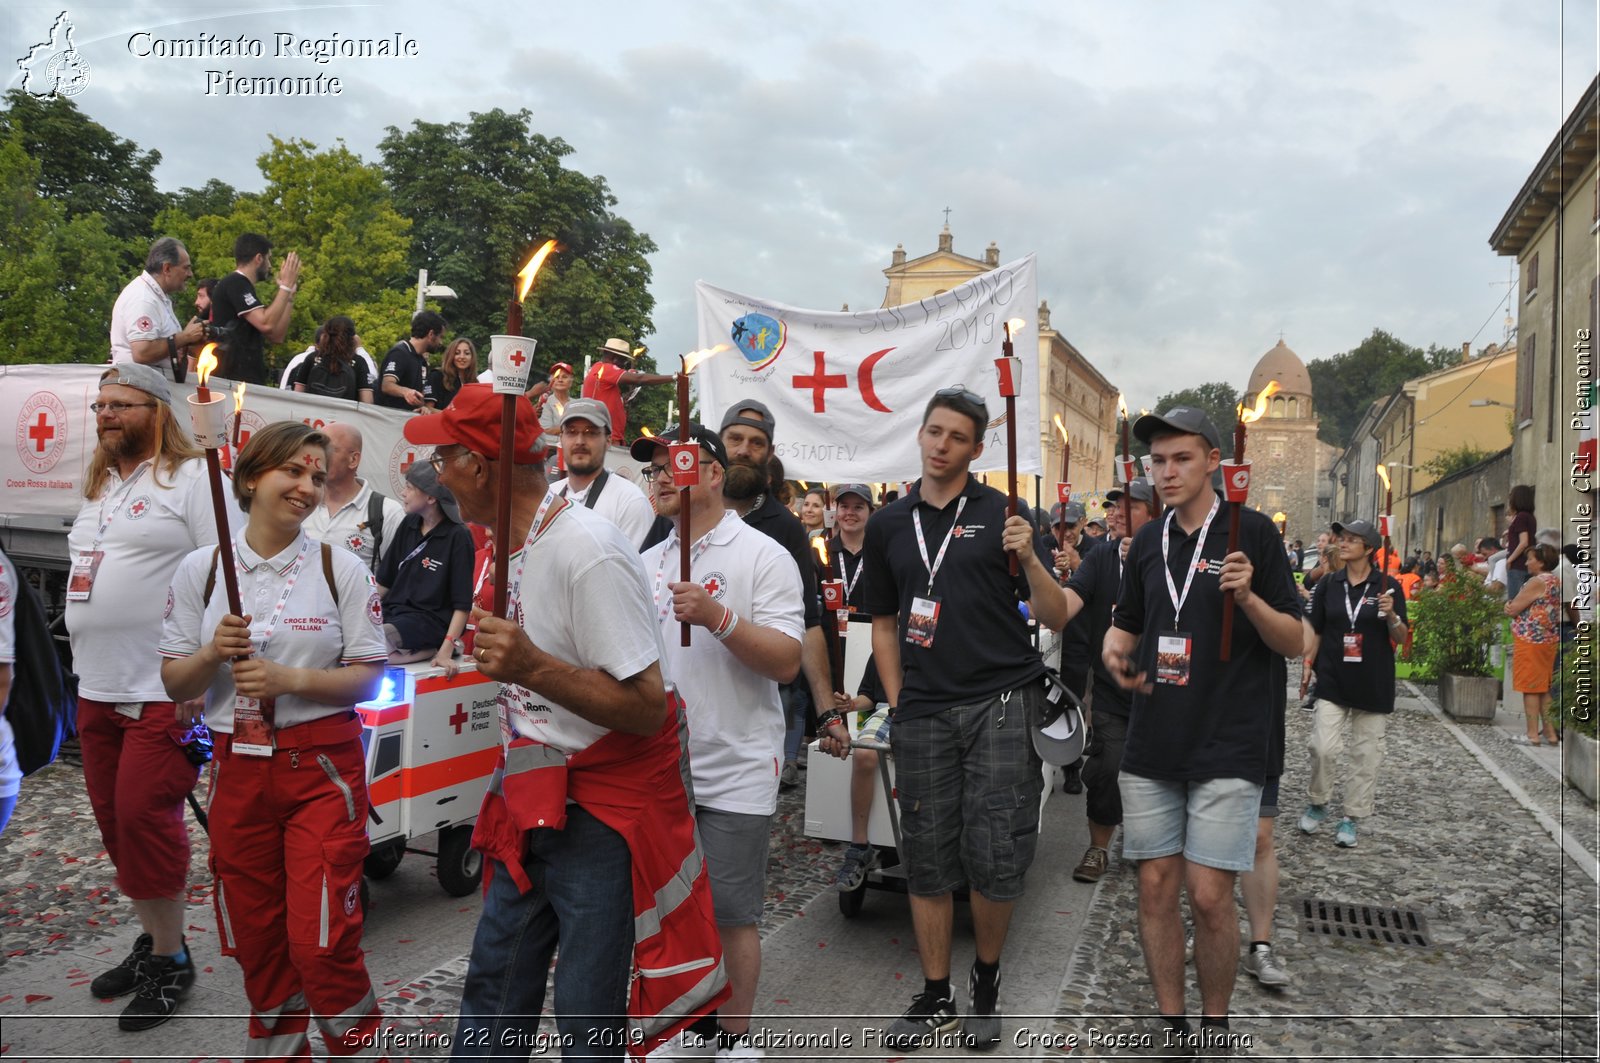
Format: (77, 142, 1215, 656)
(5, 0, 1595, 411)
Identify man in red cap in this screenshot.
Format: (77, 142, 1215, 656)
(402, 386, 726, 1059)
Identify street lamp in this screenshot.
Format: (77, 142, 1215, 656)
(415, 268, 458, 313)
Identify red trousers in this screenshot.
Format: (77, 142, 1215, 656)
(208, 714, 385, 1061)
(77, 698, 199, 900)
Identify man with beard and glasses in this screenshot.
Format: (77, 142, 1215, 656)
(717, 402, 835, 791)
(209, 232, 301, 384)
(552, 399, 655, 548)
(65, 364, 242, 1031)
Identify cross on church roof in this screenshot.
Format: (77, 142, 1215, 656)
(942, 206, 952, 226)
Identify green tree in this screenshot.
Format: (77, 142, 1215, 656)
(156, 137, 414, 372)
(166, 179, 239, 222)
(0, 129, 125, 364)
(1418, 444, 1494, 481)
(1147, 381, 1241, 459)
(378, 108, 661, 433)
(1307, 329, 1432, 448)
(0, 90, 163, 259)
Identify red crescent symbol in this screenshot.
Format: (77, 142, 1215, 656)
(858, 348, 894, 412)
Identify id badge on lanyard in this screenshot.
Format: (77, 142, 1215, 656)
(1156, 499, 1218, 686)
(231, 540, 310, 757)
(1341, 581, 1368, 663)
(69, 464, 151, 602)
(907, 497, 967, 649)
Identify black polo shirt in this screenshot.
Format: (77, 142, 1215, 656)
(1309, 568, 1406, 714)
(1112, 498, 1301, 784)
(209, 271, 269, 384)
(860, 476, 1050, 721)
(743, 492, 820, 629)
(376, 339, 431, 410)
(375, 514, 475, 641)
(1065, 536, 1133, 719)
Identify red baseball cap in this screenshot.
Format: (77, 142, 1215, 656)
(402, 383, 547, 463)
(550, 361, 574, 376)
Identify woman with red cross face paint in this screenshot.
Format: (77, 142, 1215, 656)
(161, 421, 392, 1060)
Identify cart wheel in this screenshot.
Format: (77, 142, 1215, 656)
(364, 840, 405, 880)
(437, 825, 482, 897)
(838, 882, 866, 918)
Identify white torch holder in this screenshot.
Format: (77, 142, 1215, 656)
(187, 391, 232, 450)
(489, 334, 539, 396)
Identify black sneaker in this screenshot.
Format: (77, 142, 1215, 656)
(1063, 759, 1084, 795)
(90, 933, 152, 999)
(882, 989, 959, 1052)
(965, 965, 1002, 1050)
(118, 950, 195, 1031)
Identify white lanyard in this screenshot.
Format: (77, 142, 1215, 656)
(397, 532, 433, 571)
(507, 490, 569, 628)
(840, 548, 865, 604)
(912, 496, 968, 595)
(1160, 496, 1220, 629)
(92, 462, 152, 552)
(653, 512, 730, 624)
(1343, 575, 1371, 628)
(239, 538, 310, 654)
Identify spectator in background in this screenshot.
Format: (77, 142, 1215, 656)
(280, 327, 377, 389)
(376, 462, 473, 672)
(432, 337, 478, 411)
(194, 278, 216, 322)
(376, 310, 447, 412)
(550, 399, 655, 549)
(1084, 518, 1107, 541)
(209, 232, 300, 384)
(1505, 543, 1563, 746)
(537, 361, 575, 480)
(0, 547, 16, 835)
(582, 338, 675, 445)
(800, 487, 829, 541)
(1396, 559, 1422, 601)
(301, 423, 403, 573)
(110, 237, 207, 382)
(1504, 485, 1537, 597)
(288, 315, 373, 403)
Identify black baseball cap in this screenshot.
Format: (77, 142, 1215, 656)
(1331, 519, 1381, 550)
(1133, 406, 1222, 451)
(834, 483, 875, 507)
(1105, 478, 1154, 505)
(719, 400, 776, 444)
(630, 422, 730, 468)
(1050, 501, 1087, 526)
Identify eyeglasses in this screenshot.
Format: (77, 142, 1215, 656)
(427, 448, 468, 472)
(560, 425, 607, 440)
(935, 384, 990, 415)
(90, 401, 157, 415)
(641, 461, 717, 482)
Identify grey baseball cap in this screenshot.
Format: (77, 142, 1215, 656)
(1133, 406, 1222, 451)
(405, 460, 462, 524)
(1105, 478, 1155, 505)
(559, 397, 612, 433)
(719, 400, 776, 444)
(834, 483, 875, 507)
(99, 363, 172, 405)
(1050, 501, 1087, 526)
(1331, 519, 1381, 550)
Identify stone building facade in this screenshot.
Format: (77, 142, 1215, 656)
(1239, 339, 1335, 545)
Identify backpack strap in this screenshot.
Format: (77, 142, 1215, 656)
(321, 541, 339, 607)
(366, 490, 387, 564)
(584, 469, 608, 509)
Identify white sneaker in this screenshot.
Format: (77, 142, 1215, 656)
(1242, 943, 1291, 987)
(716, 1039, 765, 1060)
(648, 1030, 713, 1060)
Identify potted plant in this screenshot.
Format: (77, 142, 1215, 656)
(1409, 560, 1504, 721)
(1552, 628, 1599, 802)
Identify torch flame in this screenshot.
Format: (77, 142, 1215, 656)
(640, 425, 653, 439)
(1237, 380, 1281, 425)
(1004, 317, 1028, 340)
(814, 536, 829, 568)
(196, 344, 218, 387)
(233, 381, 247, 415)
(682, 343, 732, 374)
(1375, 462, 1391, 491)
(516, 239, 558, 302)
(1117, 394, 1129, 420)
(1053, 413, 1069, 444)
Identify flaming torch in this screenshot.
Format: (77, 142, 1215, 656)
(1218, 381, 1279, 660)
(675, 344, 732, 645)
(1116, 395, 1135, 533)
(1376, 462, 1393, 582)
(996, 318, 1028, 575)
(230, 381, 248, 452)
(815, 537, 846, 692)
(491, 240, 557, 618)
(1053, 413, 1072, 506)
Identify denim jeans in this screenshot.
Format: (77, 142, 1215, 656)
(780, 682, 808, 765)
(452, 805, 635, 1061)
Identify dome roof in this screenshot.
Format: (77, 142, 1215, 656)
(1247, 339, 1312, 398)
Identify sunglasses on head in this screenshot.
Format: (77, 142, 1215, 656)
(935, 384, 989, 413)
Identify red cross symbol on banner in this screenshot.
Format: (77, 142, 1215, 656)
(792, 350, 848, 413)
(509, 349, 526, 367)
(399, 450, 416, 475)
(448, 703, 469, 734)
(28, 412, 55, 453)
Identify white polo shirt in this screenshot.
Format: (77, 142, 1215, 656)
(302, 478, 405, 571)
(66, 457, 240, 704)
(555, 471, 656, 549)
(641, 510, 805, 816)
(160, 531, 389, 732)
(279, 346, 378, 389)
(109, 271, 183, 381)
(0, 547, 19, 800)
(502, 500, 663, 755)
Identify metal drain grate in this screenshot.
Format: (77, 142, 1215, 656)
(1297, 896, 1433, 948)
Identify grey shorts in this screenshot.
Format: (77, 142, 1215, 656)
(695, 806, 771, 927)
(891, 682, 1045, 901)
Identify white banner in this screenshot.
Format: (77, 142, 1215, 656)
(694, 254, 1041, 483)
(1, 364, 427, 519)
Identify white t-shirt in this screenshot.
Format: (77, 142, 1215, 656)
(556, 471, 656, 549)
(641, 510, 805, 816)
(279, 346, 378, 389)
(109, 271, 183, 381)
(159, 531, 389, 732)
(0, 548, 19, 799)
(66, 457, 240, 704)
(501, 500, 663, 755)
(302, 478, 405, 572)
